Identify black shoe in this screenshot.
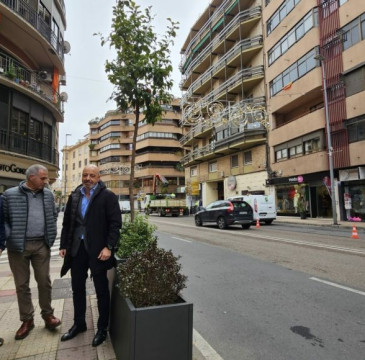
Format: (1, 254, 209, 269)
(60, 324, 87, 341)
(92, 329, 107, 347)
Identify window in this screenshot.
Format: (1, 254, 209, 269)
(267, 0, 301, 35)
(11, 108, 27, 135)
(269, 47, 319, 97)
(78, 161, 82, 168)
(209, 161, 217, 172)
(39, 2, 51, 25)
(84, 159, 88, 165)
(43, 124, 51, 146)
(276, 148, 288, 161)
(72, 163, 75, 170)
(29, 119, 42, 141)
(345, 66, 365, 97)
(190, 166, 197, 176)
(342, 13, 365, 50)
(347, 117, 365, 143)
(243, 151, 252, 165)
(304, 138, 320, 154)
(231, 155, 239, 168)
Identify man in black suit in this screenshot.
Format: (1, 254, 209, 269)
(59, 165, 121, 347)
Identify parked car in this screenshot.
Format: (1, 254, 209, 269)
(194, 200, 253, 229)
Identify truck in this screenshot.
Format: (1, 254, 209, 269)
(145, 194, 187, 217)
(144, 173, 188, 216)
(227, 194, 277, 224)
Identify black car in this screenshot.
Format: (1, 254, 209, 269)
(194, 200, 253, 229)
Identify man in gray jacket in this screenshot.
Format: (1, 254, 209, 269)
(2, 164, 61, 340)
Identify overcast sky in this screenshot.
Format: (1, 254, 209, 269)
(60, 0, 210, 148)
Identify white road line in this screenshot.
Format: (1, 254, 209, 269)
(172, 236, 192, 243)
(194, 329, 224, 360)
(310, 277, 365, 296)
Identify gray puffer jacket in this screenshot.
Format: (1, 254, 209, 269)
(3, 181, 57, 252)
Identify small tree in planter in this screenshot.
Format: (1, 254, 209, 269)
(117, 213, 157, 259)
(110, 240, 192, 360)
(117, 240, 187, 307)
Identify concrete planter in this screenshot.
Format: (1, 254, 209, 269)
(109, 284, 193, 360)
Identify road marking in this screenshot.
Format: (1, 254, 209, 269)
(172, 236, 192, 243)
(194, 329, 224, 360)
(152, 219, 365, 256)
(310, 277, 365, 296)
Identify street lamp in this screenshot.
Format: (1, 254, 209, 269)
(63, 133, 71, 201)
(314, 54, 338, 225)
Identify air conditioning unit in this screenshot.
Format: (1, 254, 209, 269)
(39, 70, 52, 82)
(59, 75, 67, 85)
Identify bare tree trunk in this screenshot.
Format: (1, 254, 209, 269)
(129, 104, 140, 221)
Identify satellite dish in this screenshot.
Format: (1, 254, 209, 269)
(63, 41, 71, 54)
(60, 92, 68, 102)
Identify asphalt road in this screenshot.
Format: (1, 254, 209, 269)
(150, 216, 365, 360)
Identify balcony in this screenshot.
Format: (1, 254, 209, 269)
(181, 6, 262, 75)
(181, 65, 264, 109)
(181, 35, 263, 92)
(0, 52, 64, 122)
(0, 129, 58, 166)
(1, 0, 65, 65)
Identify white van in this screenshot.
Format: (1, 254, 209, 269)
(227, 195, 276, 224)
(119, 200, 131, 214)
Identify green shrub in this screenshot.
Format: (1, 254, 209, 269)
(117, 240, 187, 307)
(117, 213, 157, 259)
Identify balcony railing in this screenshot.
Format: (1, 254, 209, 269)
(181, 6, 262, 75)
(0, 52, 63, 113)
(181, 65, 264, 115)
(0, 129, 58, 165)
(181, 35, 263, 92)
(180, 97, 266, 145)
(1, 0, 64, 62)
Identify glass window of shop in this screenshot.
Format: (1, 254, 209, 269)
(276, 184, 308, 215)
(346, 183, 365, 222)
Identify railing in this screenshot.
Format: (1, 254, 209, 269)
(0, 129, 58, 165)
(0, 52, 62, 111)
(0, 0, 64, 62)
(181, 6, 262, 75)
(182, 35, 263, 93)
(180, 96, 266, 144)
(181, 65, 264, 114)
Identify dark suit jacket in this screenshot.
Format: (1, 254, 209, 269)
(60, 181, 121, 276)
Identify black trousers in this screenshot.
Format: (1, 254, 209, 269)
(70, 242, 110, 330)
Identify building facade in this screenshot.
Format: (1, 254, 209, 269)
(61, 136, 89, 201)
(0, 0, 68, 191)
(88, 101, 184, 203)
(264, 0, 365, 221)
(179, 0, 268, 207)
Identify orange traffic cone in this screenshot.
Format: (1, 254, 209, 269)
(256, 218, 260, 229)
(351, 225, 359, 239)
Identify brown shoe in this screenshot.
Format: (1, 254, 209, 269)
(43, 314, 61, 330)
(15, 319, 34, 340)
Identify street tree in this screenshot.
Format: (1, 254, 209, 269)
(97, 0, 178, 220)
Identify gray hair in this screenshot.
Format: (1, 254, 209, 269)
(25, 164, 48, 180)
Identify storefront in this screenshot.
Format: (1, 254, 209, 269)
(0, 161, 27, 193)
(338, 167, 365, 222)
(266, 171, 334, 218)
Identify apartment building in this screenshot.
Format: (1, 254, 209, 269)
(180, 0, 268, 206)
(264, 0, 365, 221)
(61, 136, 89, 201)
(0, 0, 68, 190)
(88, 101, 184, 201)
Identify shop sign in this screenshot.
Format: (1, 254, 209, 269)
(288, 175, 304, 183)
(0, 163, 26, 175)
(227, 176, 237, 190)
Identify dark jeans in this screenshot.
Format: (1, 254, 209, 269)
(71, 242, 110, 330)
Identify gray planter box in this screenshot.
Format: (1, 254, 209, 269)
(109, 285, 193, 360)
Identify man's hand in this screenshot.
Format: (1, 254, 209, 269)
(98, 247, 111, 261)
(59, 249, 66, 258)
